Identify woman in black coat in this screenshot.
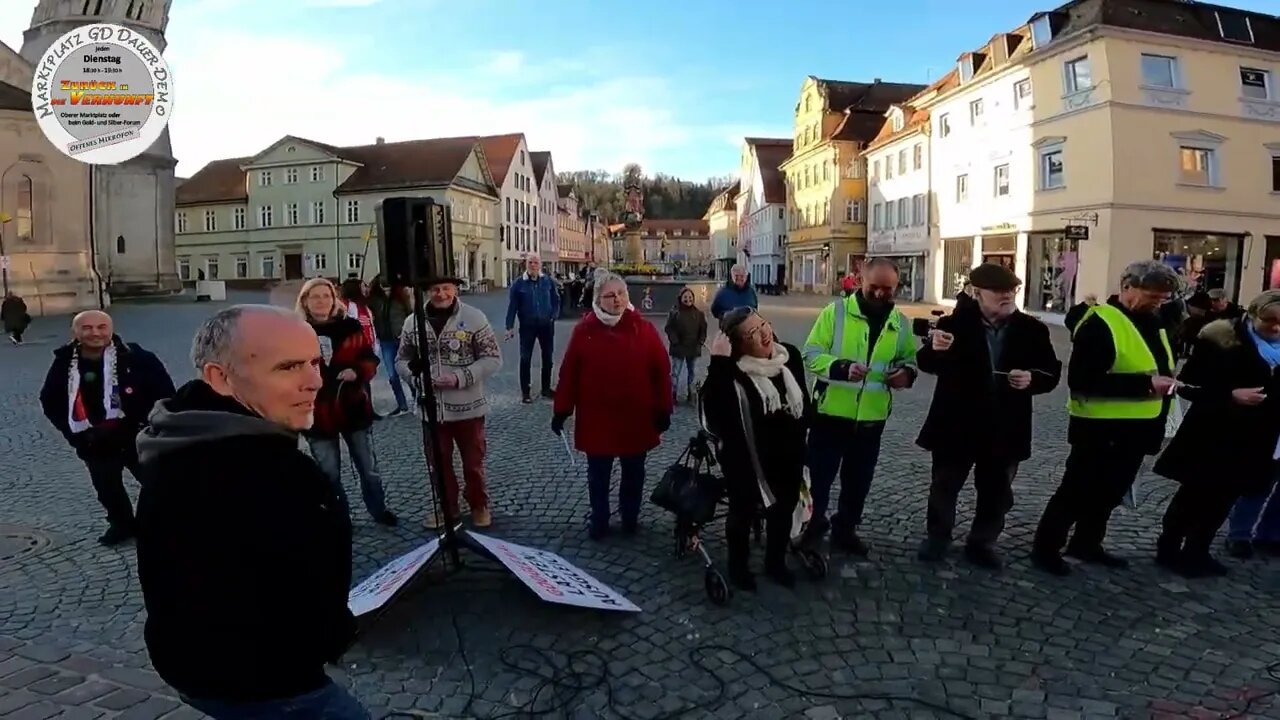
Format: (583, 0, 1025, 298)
(1155, 289, 1280, 577)
(700, 308, 811, 591)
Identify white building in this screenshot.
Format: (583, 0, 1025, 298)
(864, 103, 936, 302)
(916, 35, 1043, 312)
(734, 138, 791, 288)
(477, 134, 538, 286)
(530, 151, 559, 271)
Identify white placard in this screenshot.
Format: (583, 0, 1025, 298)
(469, 532, 640, 613)
(348, 538, 440, 617)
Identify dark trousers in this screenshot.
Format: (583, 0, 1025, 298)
(518, 322, 555, 395)
(585, 454, 645, 532)
(1034, 441, 1146, 554)
(1161, 482, 1240, 557)
(806, 417, 884, 537)
(727, 472, 799, 573)
(83, 444, 141, 528)
(927, 454, 1018, 547)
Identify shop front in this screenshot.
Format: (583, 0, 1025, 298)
(868, 228, 930, 302)
(1025, 231, 1081, 315)
(1267, 236, 1280, 291)
(940, 237, 975, 300)
(789, 245, 831, 294)
(981, 234, 1017, 273)
(1152, 230, 1246, 302)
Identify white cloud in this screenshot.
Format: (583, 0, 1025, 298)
(480, 50, 524, 75)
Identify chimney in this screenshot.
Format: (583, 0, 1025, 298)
(873, 77, 882, 83)
(375, 136, 385, 145)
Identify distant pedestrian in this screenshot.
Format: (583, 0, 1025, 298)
(295, 278, 397, 526)
(341, 278, 377, 349)
(664, 287, 707, 405)
(2, 291, 30, 344)
(552, 272, 673, 539)
(505, 254, 561, 404)
(39, 310, 175, 545)
(135, 305, 369, 720)
(368, 276, 412, 417)
(840, 273, 856, 298)
(711, 264, 758, 320)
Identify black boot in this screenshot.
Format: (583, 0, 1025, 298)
(98, 523, 136, 546)
(1178, 553, 1229, 578)
(726, 515, 754, 590)
(1155, 534, 1183, 570)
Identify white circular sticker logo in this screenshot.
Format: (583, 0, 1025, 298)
(30, 23, 174, 165)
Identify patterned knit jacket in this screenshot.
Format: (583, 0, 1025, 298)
(395, 301, 503, 422)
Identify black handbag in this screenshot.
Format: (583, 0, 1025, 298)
(650, 434, 724, 524)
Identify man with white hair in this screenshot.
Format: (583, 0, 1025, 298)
(1032, 260, 1182, 576)
(39, 309, 175, 545)
(134, 305, 368, 719)
(711, 264, 758, 320)
(505, 253, 562, 404)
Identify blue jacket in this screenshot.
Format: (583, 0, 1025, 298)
(710, 282, 758, 320)
(506, 273, 562, 330)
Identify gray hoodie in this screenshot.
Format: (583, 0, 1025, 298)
(137, 396, 297, 465)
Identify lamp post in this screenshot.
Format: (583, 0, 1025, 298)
(0, 211, 11, 295)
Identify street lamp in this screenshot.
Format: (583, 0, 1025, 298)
(0, 211, 10, 295)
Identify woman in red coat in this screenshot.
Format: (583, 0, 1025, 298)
(552, 272, 673, 539)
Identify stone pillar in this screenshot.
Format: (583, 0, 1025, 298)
(624, 229, 644, 264)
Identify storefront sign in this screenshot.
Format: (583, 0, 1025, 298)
(348, 538, 441, 617)
(980, 222, 1018, 233)
(1065, 225, 1090, 241)
(869, 229, 929, 255)
(469, 532, 641, 612)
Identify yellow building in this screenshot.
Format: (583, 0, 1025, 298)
(780, 77, 925, 294)
(703, 185, 738, 279)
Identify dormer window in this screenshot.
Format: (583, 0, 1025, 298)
(959, 55, 975, 83)
(1030, 13, 1053, 48)
(891, 111, 904, 132)
(1215, 11, 1254, 44)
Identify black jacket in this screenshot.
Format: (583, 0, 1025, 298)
(1067, 296, 1174, 454)
(916, 294, 1061, 461)
(135, 381, 356, 703)
(1154, 319, 1280, 496)
(700, 343, 811, 506)
(39, 337, 175, 456)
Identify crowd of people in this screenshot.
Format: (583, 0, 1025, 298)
(25, 252, 1280, 719)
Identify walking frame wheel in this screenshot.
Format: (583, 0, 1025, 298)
(704, 567, 731, 605)
(797, 547, 828, 580)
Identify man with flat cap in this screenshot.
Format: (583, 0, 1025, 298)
(914, 263, 1061, 568)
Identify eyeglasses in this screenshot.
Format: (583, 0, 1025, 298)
(599, 292, 626, 301)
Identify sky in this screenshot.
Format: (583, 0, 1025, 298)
(3, 0, 1280, 180)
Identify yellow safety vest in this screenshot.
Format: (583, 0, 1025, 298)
(1066, 303, 1173, 420)
(802, 294, 915, 422)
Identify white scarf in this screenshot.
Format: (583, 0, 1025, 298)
(67, 344, 123, 434)
(736, 344, 804, 419)
(593, 303, 634, 327)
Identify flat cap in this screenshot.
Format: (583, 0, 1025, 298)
(968, 263, 1022, 292)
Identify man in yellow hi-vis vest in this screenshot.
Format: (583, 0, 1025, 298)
(1032, 260, 1182, 576)
(802, 259, 917, 555)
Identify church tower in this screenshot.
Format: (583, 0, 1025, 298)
(19, 0, 180, 296)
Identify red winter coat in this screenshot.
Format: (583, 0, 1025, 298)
(554, 309, 673, 457)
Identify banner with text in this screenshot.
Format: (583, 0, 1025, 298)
(469, 532, 640, 613)
(348, 538, 441, 617)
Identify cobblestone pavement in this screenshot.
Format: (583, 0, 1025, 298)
(1, 290, 1278, 719)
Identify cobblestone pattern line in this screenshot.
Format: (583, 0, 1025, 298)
(0, 291, 1277, 719)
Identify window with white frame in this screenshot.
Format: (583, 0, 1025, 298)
(233, 207, 246, 230)
(939, 113, 951, 137)
(1039, 147, 1065, 189)
(203, 209, 216, 232)
(886, 202, 897, 228)
(1141, 54, 1178, 89)
(1241, 68, 1271, 100)
(897, 198, 909, 228)
(234, 256, 248, 278)
(823, 162, 830, 182)
(1030, 13, 1052, 47)
(898, 149, 907, 175)
(345, 199, 360, 223)
(177, 257, 190, 280)
(259, 170, 272, 187)
(347, 253, 363, 271)
(1215, 11, 1254, 44)
(285, 167, 298, 184)
(885, 158, 895, 180)
(994, 165, 1010, 196)
(872, 203, 883, 230)
(205, 257, 219, 280)
(969, 99, 984, 125)
(912, 194, 925, 226)
(873, 159, 881, 179)
(311, 201, 325, 224)
(310, 165, 324, 182)
(176, 211, 188, 233)
(892, 113, 903, 132)
(259, 205, 273, 228)
(313, 253, 328, 271)
(956, 174, 969, 202)
(285, 202, 299, 226)
(913, 143, 923, 170)
(845, 200, 863, 223)
(1064, 56, 1092, 94)
(261, 255, 276, 278)
(1179, 146, 1216, 186)
(1014, 79, 1033, 109)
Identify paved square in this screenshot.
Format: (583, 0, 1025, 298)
(0, 291, 1277, 719)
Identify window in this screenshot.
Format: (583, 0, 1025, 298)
(15, 174, 32, 242)
(777, 207, 784, 220)
(1141, 54, 1178, 89)
(505, 197, 511, 221)
(285, 202, 298, 226)
(203, 209, 216, 232)
(1064, 57, 1092, 94)
(1014, 79, 1033, 109)
(939, 114, 951, 137)
(259, 170, 272, 187)
(313, 253, 328, 271)
(520, 150, 526, 165)
(1215, 11, 1254, 44)
(873, 160, 881, 179)
(897, 198, 909, 228)
(845, 200, 863, 223)
(345, 200, 359, 223)
(823, 162, 830, 182)
(1241, 68, 1270, 100)
(969, 99, 984, 125)
(233, 207, 246, 230)
(1272, 155, 1280, 192)
(177, 257, 190, 280)
(898, 149, 907, 175)
(886, 201, 896, 228)
(913, 144, 923, 170)
(310, 166, 324, 182)
(259, 205, 273, 228)
(176, 211, 188, 233)
(822, 200, 830, 224)
(346, 253, 362, 271)
(1179, 146, 1215, 185)
(311, 201, 325, 224)
(959, 55, 975, 83)
(885, 158, 894, 180)
(912, 194, 925, 226)
(1030, 13, 1052, 47)
(994, 164, 1010, 196)
(1040, 149, 1065, 189)
(204, 257, 219, 280)
(115, 235, 125, 254)
(235, 256, 248, 278)
(892, 113, 904, 132)
(285, 168, 298, 184)
(261, 255, 276, 278)
(956, 174, 969, 202)
(872, 203, 883, 230)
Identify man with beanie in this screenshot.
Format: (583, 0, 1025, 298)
(915, 264, 1061, 568)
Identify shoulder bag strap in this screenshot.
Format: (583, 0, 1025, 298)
(734, 382, 777, 508)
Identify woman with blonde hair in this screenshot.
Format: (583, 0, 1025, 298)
(296, 278, 397, 526)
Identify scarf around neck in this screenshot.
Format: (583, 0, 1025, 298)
(736, 344, 804, 419)
(67, 343, 123, 434)
(1246, 321, 1280, 369)
(593, 303, 633, 327)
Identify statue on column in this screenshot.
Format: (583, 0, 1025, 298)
(621, 177, 644, 264)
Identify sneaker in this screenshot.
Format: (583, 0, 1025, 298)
(1065, 544, 1129, 569)
(963, 544, 1003, 570)
(1224, 539, 1255, 559)
(471, 507, 492, 528)
(7, 335, 16, 345)
(1030, 549, 1071, 576)
(916, 537, 950, 562)
(374, 510, 399, 527)
(98, 524, 135, 546)
(522, 394, 533, 405)
(540, 387, 556, 399)
(386, 407, 410, 419)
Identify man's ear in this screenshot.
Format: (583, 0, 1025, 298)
(201, 363, 234, 395)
